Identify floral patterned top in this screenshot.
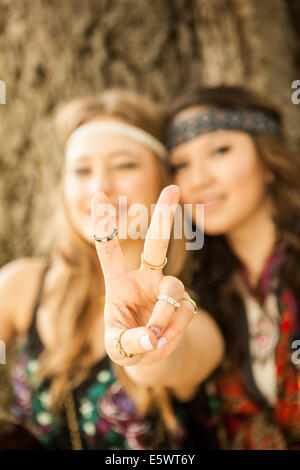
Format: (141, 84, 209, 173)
(10, 264, 189, 450)
(202, 240, 300, 449)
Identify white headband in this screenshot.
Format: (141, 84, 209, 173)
(66, 121, 168, 160)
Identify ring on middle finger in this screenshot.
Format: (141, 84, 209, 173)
(157, 294, 180, 309)
(141, 253, 168, 271)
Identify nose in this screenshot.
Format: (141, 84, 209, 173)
(90, 170, 113, 196)
(189, 158, 213, 189)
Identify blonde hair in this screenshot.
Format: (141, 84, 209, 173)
(37, 89, 186, 435)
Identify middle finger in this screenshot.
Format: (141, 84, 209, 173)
(141, 185, 180, 270)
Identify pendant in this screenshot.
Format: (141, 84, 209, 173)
(246, 293, 280, 363)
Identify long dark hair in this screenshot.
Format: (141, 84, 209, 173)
(168, 85, 300, 364)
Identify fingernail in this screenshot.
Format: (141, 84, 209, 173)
(140, 335, 154, 351)
(157, 337, 168, 349)
(150, 327, 160, 337)
(164, 184, 179, 194)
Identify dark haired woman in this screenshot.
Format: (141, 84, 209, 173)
(91, 85, 300, 450)
(165, 85, 300, 449)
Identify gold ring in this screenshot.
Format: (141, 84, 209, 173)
(114, 328, 135, 358)
(181, 297, 197, 314)
(141, 253, 167, 270)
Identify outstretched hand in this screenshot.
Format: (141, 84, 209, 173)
(91, 185, 196, 366)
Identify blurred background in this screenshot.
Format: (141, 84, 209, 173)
(0, 0, 300, 411)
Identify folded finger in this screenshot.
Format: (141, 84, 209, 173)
(157, 300, 195, 346)
(149, 297, 196, 353)
(146, 276, 185, 340)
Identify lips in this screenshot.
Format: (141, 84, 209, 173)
(192, 195, 225, 214)
(197, 194, 225, 205)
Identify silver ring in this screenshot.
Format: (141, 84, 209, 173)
(93, 227, 118, 243)
(157, 294, 180, 309)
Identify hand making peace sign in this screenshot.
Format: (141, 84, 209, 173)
(91, 185, 197, 366)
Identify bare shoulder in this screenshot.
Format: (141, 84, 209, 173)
(0, 256, 49, 335)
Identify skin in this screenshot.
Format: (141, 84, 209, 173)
(97, 107, 278, 393)
(63, 119, 165, 254)
(92, 187, 224, 393)
(0, 119, 164, 354)
(0, 116, 224, 399)
(169, 108, 276, 287)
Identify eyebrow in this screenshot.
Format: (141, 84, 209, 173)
(70, 150, 140, 163)
(171, 133, 232, 160)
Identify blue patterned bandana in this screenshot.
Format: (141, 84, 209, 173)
(166, 108, 282, 150)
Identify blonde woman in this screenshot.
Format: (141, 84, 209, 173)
(0, 90, 216, 450)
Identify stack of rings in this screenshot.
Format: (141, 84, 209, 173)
(157, 294, 197, 314)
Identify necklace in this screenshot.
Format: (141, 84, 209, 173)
(234, 272, 280, 405)
(63, 295, 106, 450)
(245, 292, 280, 363)
(64, 389, 83, 450)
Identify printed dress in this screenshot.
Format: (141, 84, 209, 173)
(10, 264, 188, 450)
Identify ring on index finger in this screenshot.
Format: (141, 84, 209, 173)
(93, 227, 118, 243)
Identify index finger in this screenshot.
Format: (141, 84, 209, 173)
(91, 191, 127, 282)
(142, 185, 180, 269)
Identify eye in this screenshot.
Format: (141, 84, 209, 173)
(74, 167, 92, 175)
(211, 145, 231, 156)
(170, 162, 188, 173)
(115, 162, 138, 170)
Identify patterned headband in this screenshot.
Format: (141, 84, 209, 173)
(166, 108, 282, 150)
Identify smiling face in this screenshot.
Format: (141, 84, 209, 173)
(169, 110, 274, 236)
(63, 119, 165, 244)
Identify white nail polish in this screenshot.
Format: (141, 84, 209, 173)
(140, 335, 154, 351)
(157, 337, 168, 349)
(150, 327, 160, 337)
